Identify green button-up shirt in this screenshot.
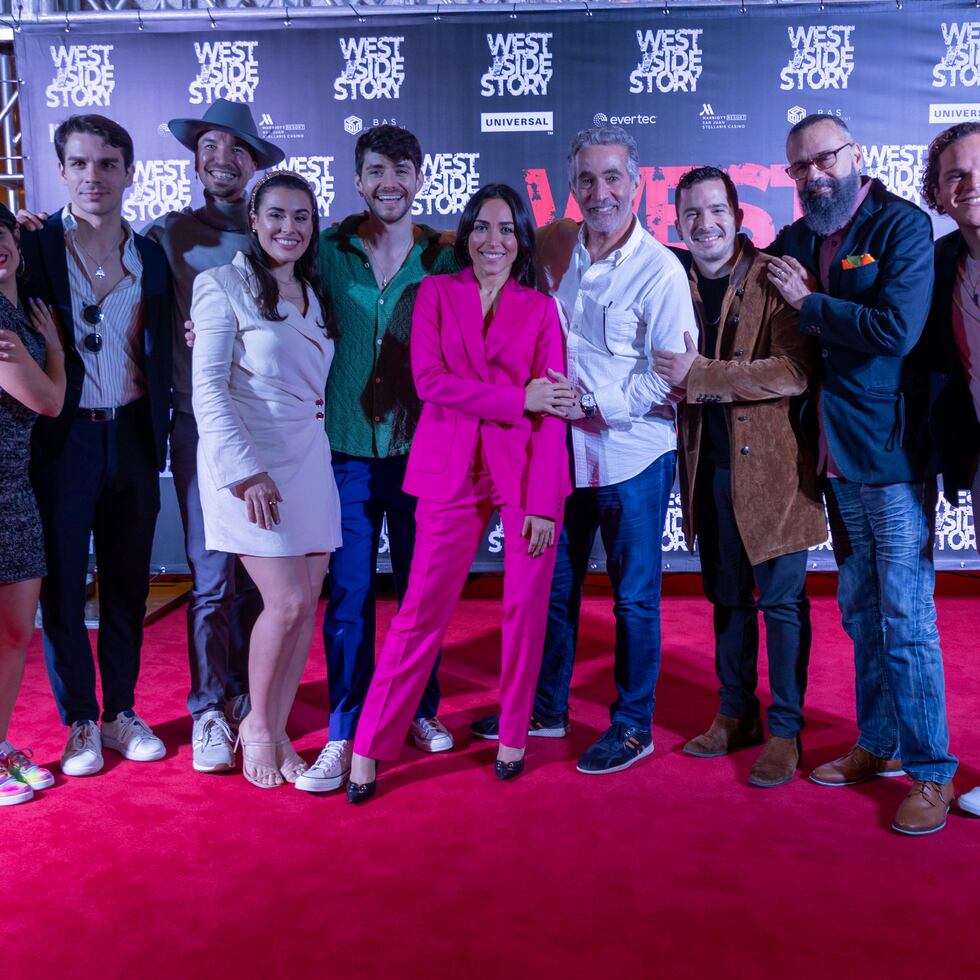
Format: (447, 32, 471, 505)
(319, 213, 457, 458)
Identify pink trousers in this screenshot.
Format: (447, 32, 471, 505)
(353, 462, 562, 760)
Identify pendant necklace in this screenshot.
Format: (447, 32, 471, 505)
(74, 233, 121, 280)
(364, 237, 412, 290)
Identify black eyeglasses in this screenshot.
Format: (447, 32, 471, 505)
(785, 142, 853, 181)
(81, 304, 103, 353)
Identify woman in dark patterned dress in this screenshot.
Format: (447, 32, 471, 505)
(0, 202, 66, 806)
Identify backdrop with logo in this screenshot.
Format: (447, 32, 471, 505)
(13, 0, 979, 572)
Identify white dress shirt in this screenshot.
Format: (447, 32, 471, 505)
(62, 206, 145, 410)
(541, 217, 697, 488)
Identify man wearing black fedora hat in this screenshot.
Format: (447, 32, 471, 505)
(146, 99, 285, 774)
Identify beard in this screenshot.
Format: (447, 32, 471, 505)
(800, 167, 862, 237)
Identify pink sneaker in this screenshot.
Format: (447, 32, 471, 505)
(0, 771, 33, 806)
(1, 748, 55, 790)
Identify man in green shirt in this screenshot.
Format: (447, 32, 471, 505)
(295, 126, 457, 793)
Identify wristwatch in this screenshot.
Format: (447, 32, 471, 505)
(581, 391, 597, 420)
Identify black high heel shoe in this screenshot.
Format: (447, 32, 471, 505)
(347, 759, 378, 804)
(495, 756, 525, 781)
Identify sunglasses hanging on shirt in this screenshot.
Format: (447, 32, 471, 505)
(81, 303, 104, 353)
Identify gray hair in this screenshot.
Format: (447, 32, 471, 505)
(786, 112, 852, 145)
(567, 125, 640, 184)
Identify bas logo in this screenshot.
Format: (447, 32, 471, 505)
(933, 22, 980, 88)
(481, 33, 553, 97)
(122, 160, 192, 224)
(275, 157, 335, 217)
(46, 45, 115, 109)
(189, 41, 259, 105)
(780, 25, 855, 91)
(412, 153, 480, 217)
(629, 29, 703, 94)
(334, 36, 405, 101)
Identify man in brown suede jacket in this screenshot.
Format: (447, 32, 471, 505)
(655, 166, 825, 788)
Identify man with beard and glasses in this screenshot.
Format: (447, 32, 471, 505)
(294, 126, 459, 792)
(471, 125, 696, 776)
(655, 167, 825, 788)
(767, 114, 957, 835)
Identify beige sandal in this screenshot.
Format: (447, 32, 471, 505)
(235, 724, 284, 789)
(277, 740, 308, 783)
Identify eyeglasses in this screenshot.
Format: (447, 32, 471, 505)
(785, 142, 854, 181)
(81, 303, 103, 353)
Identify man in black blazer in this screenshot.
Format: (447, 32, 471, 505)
(21, 115, 172, 777)
(920, 122, 980, 818)
(767, 114, 957, 836)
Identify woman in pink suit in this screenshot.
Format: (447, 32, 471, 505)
(348, 183, 571, 802)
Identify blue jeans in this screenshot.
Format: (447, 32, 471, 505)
(534, 452, 675, 731)
(170, 411, 259, 719)
(322, 453, 440, 740)
(825, 477, 957, 784)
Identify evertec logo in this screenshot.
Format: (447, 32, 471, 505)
(480, 111, 554, 133)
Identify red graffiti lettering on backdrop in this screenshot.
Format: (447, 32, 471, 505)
(523, 164, 802, 249)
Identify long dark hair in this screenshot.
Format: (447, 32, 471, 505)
(453, 183, 537, 289)
(247, 171, 334, 335)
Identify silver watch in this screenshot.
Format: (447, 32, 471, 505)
(581, 391, 597, 419)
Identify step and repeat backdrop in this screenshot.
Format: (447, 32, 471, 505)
(14, 0, 979, 571)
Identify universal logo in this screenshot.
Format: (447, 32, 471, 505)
(481, 33, 553, 97)
(933, 22, 980, 88)
(412, 152, 481, 217)
(334, 36, 405, 101)
(629, 29, 703, 94)
(122, 160, 192, 224)
(480, 111, 554, 133)
(46, 44, 115, 109)
(274, 157, 336, 217)
(189, 40, 260, 105)
(780, 26, 855, 91)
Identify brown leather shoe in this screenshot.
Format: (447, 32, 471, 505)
(748, 735, 801, 788)
(808, 744, 904, 786)
(683, 713, 763, 758)
(892, 781, 955, 836)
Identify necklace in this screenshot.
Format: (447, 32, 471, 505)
(363, 236, 412, 289)
(74, 232, 122, 280)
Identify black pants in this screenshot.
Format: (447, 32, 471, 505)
(34, 400, 160, 725)
(696, 461, 811, 738)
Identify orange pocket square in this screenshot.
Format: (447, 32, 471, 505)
(841, 253, 876, 269)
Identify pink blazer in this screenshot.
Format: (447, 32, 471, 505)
(404, 268, 571, 519)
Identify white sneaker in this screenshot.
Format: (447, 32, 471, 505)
(192, 710, 235, 773)
(294, 739, 351, 793)
(101, 711, 166, 762)
(409, 717, 453, 753)
(959, 786, 980, 816)
(61, 720, 104, 777)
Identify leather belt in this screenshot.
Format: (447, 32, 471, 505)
(76, 407, 121, 422)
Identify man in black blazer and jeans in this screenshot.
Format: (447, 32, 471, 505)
(767, 114, 956, 835)
(22, 115, 172, 777)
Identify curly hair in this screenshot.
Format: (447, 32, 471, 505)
(922, 122, 980, 214)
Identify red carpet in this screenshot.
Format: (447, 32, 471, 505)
(8, 576, 980, 979)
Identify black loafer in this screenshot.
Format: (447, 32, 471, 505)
(347, 778, 377, 804)
(495, 757, 525, 781)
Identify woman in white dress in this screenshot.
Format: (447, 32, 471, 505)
(192, 171, 341, 789)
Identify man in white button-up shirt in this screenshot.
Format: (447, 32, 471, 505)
(472, 125, 696, 774)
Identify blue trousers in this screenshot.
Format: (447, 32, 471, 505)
(169, 410, 261, 719)
(825, 477, 957, 784)
(322, 453, 440, 740)
(33, 402, 159, 725)
(533, 452, 675, 731)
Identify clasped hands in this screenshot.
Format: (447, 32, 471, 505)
(524, 369, 586, 420)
